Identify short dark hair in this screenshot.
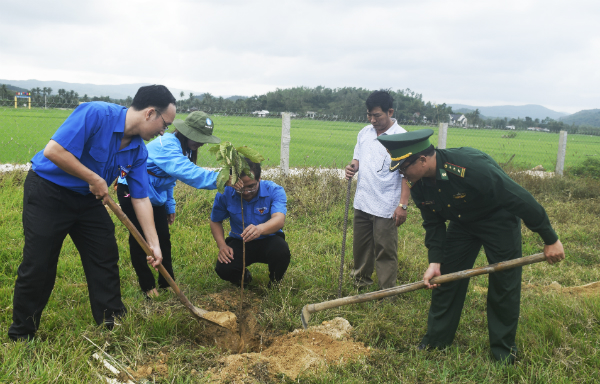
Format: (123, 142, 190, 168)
(131, 85, 176, 113)
(242, 157, 261, 180)
(366, 90, 394, 112)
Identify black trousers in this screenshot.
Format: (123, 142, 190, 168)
(421, 209, 522, 362)
(215, 233, 291, 285)
(9, 171, 125, 340)
(117, 184, 174, 292)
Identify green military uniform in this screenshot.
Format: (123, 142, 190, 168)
(377, 130, 559, 362)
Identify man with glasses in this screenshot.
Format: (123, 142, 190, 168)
(9, 85, 176, 342)
(344, 90, 411, 291)
(377, 129, 565, 363)
(210, 158, 291, 286)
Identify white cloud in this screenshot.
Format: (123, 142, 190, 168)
(0, 0, 598, 112)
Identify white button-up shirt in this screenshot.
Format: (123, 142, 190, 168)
(353, 119, 406, 218)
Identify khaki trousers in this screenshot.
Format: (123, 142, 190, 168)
(350, 209, 399, 289)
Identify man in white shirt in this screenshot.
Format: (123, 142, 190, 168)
(345, 90, 411, 290)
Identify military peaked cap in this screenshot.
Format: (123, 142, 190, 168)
(377, 129, 434, 171)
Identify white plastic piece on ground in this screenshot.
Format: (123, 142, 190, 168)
(92, 353, 135, 384)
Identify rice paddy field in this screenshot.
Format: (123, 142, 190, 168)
(1, 107, 598, 170)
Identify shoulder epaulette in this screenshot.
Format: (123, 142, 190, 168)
(444, 162, 466, 178)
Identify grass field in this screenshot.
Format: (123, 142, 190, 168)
(1, 107, 599, 170)
(1, 169, 599, 383)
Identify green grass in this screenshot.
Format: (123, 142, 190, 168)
(0, 169, 599, 383)
(1, 107, 599, 169)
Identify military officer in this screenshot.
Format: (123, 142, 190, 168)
(377, 129, 564, 363)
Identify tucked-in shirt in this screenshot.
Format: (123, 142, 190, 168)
(410, 147, 559, 263)
(31, 102, 149, 198)
(119, 132, 218, 214)
(352, 119, 407, 218)
(210, 180, 287, 240)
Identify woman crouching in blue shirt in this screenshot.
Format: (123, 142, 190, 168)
(117, 111, 242, 299)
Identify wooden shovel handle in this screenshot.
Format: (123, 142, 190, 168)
(307, 252, 547, 314)
(105, 196, 207, 316)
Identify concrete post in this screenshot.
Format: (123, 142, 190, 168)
(280, 112, 291, 176)
(555, 130, 567, 176)
(438, 123, 448, 149)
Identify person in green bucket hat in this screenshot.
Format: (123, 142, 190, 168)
(117, 111, 243, 299)
(377, 129, 565, 363)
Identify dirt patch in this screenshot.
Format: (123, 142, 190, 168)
(206, 317, 369, 383)
(193, 289, 269, 353)
(118, 350, 170, 382)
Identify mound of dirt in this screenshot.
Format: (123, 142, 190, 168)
(118, 350, 170, 382)
(206, 317, 369, 382)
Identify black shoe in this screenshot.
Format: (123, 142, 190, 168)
(417, 342, 429, 351)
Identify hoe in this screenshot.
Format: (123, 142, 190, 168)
(301, 253, 546, 329)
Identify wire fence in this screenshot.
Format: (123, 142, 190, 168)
(1, 100, 599, 172)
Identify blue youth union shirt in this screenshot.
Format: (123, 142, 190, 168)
(31, 102, 149, 198)
(118, 132, 218, 214)
(210, 180, 287, 240)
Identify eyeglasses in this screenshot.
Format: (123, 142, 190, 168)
(399, 158, 417, 174)
(235, 183, 259, 194)
(156, 110, 170, 131)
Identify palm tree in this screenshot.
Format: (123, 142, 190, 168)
(1, 84, 7, 100)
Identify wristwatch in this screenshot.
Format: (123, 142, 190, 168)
(400, 204, 408, 210)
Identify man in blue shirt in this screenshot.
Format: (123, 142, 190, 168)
(210, 158, 291, 286)
(8, 85, 176, 342)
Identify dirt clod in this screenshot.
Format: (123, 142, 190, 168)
(203, 310, 238, 332)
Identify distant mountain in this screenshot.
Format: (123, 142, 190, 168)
(449, 104, 569, 120)
(0, 79, 196, 101)
(226, 95, 247, 102)
(560, 109, 600, 127)
(1, 83, 29, 93)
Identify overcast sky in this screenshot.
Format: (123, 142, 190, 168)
(1, 0, 598, 113)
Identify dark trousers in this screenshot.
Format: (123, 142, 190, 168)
(9, 171, 125, 340)
(421, 209, 522, 362)
(215, 233, 290, 285)
(117, 184, 174, 292)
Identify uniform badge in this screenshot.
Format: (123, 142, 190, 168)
(444, 162, 466, 178)
(119, 166, 129, 178)
(453, 193, 466, 199)
(256, 207, 267, 214)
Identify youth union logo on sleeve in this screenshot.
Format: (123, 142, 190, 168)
(119, 165, 129, 178)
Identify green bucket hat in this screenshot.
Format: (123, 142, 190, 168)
(172, 111, 220, 144)
(377, 129, 434, 171)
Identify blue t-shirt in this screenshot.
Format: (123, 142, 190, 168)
(119, 132, 218, 213)
(31, 102, 149, 198)
(210, 180, 287, 240)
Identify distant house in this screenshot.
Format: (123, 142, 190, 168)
(527, 127, 550, 132)
(449, 114, 467, 127)
(306, 111, 316, 118)
(252, 110, 269, 117)
(505, 125, 516, 130)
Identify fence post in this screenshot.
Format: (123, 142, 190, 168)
(280, 112, 291, 176)
(437, 123, 448, 149)
(555, 130, 567, 176)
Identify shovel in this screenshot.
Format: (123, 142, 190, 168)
(301, 252, 546, 329)
(105, 196, 237, 331)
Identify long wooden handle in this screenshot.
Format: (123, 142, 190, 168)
(307, 252, 546, 314)
(105, 196, 207, 316)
